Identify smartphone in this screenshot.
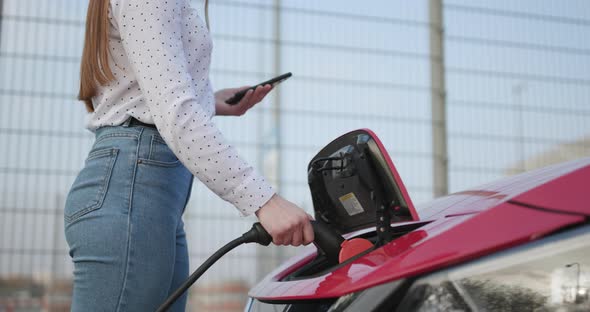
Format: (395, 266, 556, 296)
(225, 72, 292, 105)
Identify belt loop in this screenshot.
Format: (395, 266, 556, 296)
(122, 116, 133, 127)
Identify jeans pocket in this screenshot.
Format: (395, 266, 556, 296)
(138, 134, 181, 167)
(64, 147, 119, 224)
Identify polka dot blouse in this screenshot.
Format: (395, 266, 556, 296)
(86, 0, 275, 216)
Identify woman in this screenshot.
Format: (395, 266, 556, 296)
(64, 0, 314, 311)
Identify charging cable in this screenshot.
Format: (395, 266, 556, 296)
(156, 220, 372, 311)
(156, 222, 272, 312)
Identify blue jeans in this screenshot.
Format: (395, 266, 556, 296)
(64, 118, 194, 311)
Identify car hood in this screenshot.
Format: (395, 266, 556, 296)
(249, 157, 590, 301)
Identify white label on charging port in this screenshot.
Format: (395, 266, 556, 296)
(339, 192, 364, 216)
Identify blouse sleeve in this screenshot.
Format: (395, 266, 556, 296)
(112, 0, 275, 216)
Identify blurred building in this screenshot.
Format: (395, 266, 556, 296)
(1, 0, 589, 310)
(506, 136, 590, 175)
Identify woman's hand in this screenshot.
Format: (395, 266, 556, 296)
(215, 84, 273, 116)
(255, 194, 314, 246)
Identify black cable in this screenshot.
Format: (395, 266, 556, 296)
(156, 221, 343, 311)
(156, 223, 272, 312)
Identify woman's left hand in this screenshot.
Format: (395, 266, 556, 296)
(215, 84, 273, 116)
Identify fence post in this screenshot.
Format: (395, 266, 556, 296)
(429, 0, 448, 197)
(273, 0, 283, 194)
(256, 0, 284, 282)
(0, 0, 3, 43)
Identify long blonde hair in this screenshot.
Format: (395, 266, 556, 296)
(78, 0, 210, 112)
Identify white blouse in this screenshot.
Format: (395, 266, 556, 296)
(86, 0, 275, 216)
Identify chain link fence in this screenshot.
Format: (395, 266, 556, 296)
(1, 0, 589, 310)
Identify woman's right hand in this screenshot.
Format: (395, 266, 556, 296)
(255, 194, 314, 246)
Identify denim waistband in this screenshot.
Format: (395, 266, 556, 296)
(94, 117, 160, 141)
(91, 116, 176, 169)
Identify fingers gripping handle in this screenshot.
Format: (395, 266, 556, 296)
(247, 221, 344, 266)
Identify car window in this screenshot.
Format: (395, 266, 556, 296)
(397, 225, 590, 312)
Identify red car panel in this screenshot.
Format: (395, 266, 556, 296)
(418, 157, 590, 220)
(250, 203, 584, 300)
(249, 158, 590, 301)
(511, 160, 590, 216)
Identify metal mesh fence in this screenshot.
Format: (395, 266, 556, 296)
(444, 0, 590, 191)
(0, 0, 589, 311)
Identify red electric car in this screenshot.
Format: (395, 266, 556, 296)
(245, 129, 590, 312)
